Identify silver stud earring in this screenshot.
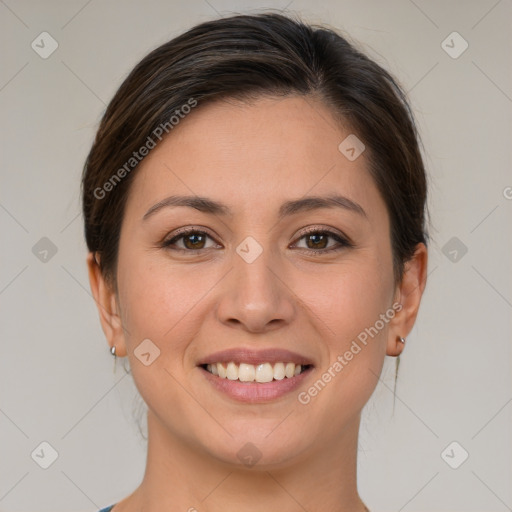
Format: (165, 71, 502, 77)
(399, 337, 406, 344)
(110, 345, 117, 373)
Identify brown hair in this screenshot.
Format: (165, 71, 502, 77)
(82, 12, 428, 292)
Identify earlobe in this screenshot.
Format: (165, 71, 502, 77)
(86, 252, 127, 357)
(386, 243, 428, 357)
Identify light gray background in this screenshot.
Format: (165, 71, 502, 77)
(1, 1, 511, 511)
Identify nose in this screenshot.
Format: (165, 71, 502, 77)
(215, 244, 296, 333)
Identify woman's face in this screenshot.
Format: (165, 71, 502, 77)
(101, 95, 417, 467)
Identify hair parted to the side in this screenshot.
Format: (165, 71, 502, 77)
(81, 12, 428, 294)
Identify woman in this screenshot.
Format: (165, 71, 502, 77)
(82, 12, 428, 512)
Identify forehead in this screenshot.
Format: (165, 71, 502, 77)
(123, 95, 386, 224)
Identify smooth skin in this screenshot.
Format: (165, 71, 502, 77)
(87, 95, 427, 512)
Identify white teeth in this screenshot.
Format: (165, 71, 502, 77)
(226, 361, 238, 380)
(273, 362, 285, 380)
(217, 362, 227, 379)
(205, 361, 308, 381)
(255, 363, 273, 383)
(238, 363, 255, 382)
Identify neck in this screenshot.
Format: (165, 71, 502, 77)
(116, 410, 368, 512)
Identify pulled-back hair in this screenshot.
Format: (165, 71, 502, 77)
(82, 12, 428, 291)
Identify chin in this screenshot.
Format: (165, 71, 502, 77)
(199, 428, 309, 470)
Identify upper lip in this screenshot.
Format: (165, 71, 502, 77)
(198, 348, 315, 367)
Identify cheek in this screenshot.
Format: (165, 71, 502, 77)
(115, 255, 204, 429)
(297, 253, 393, 403)
(303, 256, 394, 342)
(296, 268, 392, 430)
(116, 251, 224, 358)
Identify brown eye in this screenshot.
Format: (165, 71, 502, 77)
(162, 229, 218, 252)
(293, 229, 352, 254)
(182, 232, 206, 249)
(304, 232, 329, 250)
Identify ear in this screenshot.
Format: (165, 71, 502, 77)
(386, 243, 428, 357)
(86, 252, 127, 357)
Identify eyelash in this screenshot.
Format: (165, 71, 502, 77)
(161, 226, 353, 255)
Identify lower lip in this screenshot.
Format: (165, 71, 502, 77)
(199, 366, 313, 403)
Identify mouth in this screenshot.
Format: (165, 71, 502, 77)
(200, 361, 313, 383)
(197, 348, 315, 402)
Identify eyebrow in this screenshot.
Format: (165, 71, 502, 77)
(142, 194, 367, 222)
